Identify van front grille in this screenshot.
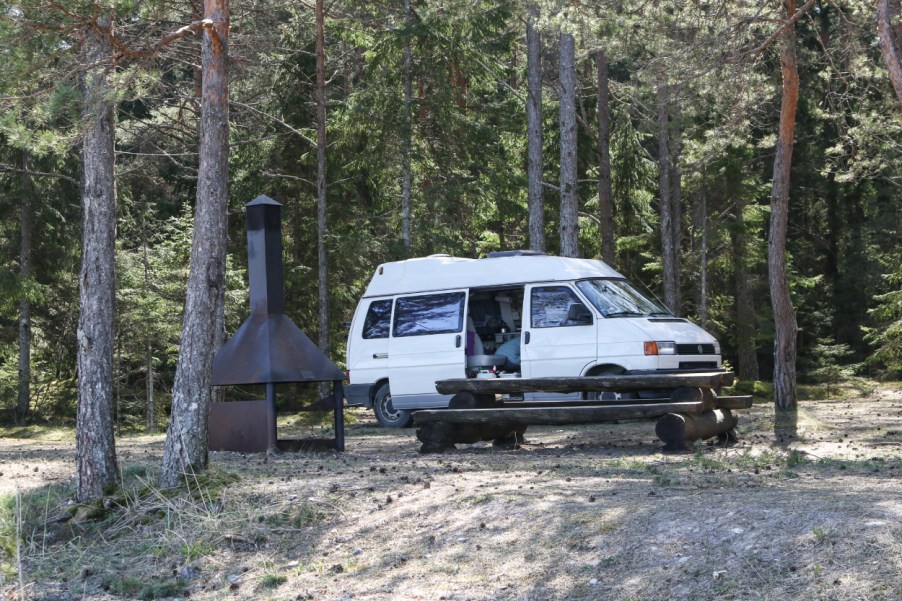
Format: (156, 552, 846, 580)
(679, 361, 718, 369)
(677, 343, 716, 355)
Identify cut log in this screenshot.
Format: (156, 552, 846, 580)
(434, 372, 733, 395)
(655, 409, 737, 451)
(714, 396, 753, 410)
(416, 422, 527, 453)
(412, 401, 704, 426)
(670, 386, 719, 411)
(448, 392, 496, 409)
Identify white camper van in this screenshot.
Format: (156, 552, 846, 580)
(344, 251, 722, 427)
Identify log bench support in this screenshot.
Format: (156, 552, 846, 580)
(655, 409, 738, 452)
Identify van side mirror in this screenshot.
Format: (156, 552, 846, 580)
(565, 303, 593, 325)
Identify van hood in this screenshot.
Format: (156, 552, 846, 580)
(627, 317, 717, 344)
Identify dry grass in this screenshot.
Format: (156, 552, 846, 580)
(2, 382, 902, 600)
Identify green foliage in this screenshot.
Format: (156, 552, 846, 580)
(802, 338, 863, 395)
(865, 263, 902, 378)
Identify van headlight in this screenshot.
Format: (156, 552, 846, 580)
(644, 341, 676, 355)
(713, 340, 721, 355)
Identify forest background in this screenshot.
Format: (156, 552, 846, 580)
(1, 0, 902, 433)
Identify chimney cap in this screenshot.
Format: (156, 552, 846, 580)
(246, 194, 281, 208)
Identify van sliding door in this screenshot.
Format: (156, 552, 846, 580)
(388, 289, 468, 409)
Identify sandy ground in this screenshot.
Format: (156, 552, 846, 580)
(2, 385, 901, 601)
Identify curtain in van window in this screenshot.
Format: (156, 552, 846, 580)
(362, 299, 393, 339)
(393, 292, 465, 337)
(531, 286, 584, 328)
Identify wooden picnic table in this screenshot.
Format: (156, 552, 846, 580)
(413, 371, 752, 452)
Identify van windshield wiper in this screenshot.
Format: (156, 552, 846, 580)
(648, 311, 673, 317)
(604, 310, 645, 318)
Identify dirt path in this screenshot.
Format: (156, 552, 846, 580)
(2, 386, 901, 600)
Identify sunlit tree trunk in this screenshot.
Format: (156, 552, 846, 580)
(76, 18, 120, 501)
(696, 178, 708, 329)
(17, 151, 33, 423)
(596, 50, 615, 265)
(401, 0, 412, 253)
(670, 93, 683, 311)
(160, 0, 229, 487)
(558, 32, 579, 258)
(769, 0, 800, 410)
(656, 73, 678, 314)
(526, 3, 544, 252)
(878, 0, 902, 109)
(315, 0, 330, 394)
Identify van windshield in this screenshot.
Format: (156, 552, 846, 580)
(575, 279, 669, 318)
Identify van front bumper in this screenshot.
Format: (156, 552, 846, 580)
(344, 383, 373, 407)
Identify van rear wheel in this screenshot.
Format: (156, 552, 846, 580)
(373, 383, 412, 428)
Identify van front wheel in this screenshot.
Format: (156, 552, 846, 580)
(373, 383, 413, 428)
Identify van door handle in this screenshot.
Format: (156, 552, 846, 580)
(455, 334, 461, 348)
(373, 353, 388, 359)
(524, 331, 530, 344)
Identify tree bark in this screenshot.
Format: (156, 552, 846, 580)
(139, 196, 156, 432)
(526, 4, 544, 253)
(878, 0, 902, 110)
(670, 93, 683, 311)
(558, 31, 579, 258)
(697, 179, 708, 329)
(160, 0, 229, 488)
(769, 0, 800, 410)
(733, 193, 759, 381)
(596, 50, 615, 265)
(401, 0, 413, 254)
(76, 18, 120, 501)
(16, 151, 33, 423)
(656, 74, 678, 314)
(315, 0, 330, 394)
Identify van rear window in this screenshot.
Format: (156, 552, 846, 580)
(393, 292, 465, 337)
(362, 299, 393, 339)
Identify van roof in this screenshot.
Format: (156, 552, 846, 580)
(363, 254, 624, 297)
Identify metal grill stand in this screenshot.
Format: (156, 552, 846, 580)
(209, 194, 346, 452)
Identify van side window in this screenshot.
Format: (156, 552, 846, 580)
(531, 286, 591, 328)
(362, 299, 393, 339)
(394, 292, 465, 337)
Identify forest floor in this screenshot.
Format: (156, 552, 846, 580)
(2, 383, 902, 601)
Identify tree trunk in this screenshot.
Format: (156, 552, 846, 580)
(558, 31, 579, 258)
(160, 0, 230, 488)
(16, 151, 33, 423)
(76, 18, 120, 501)
(526, 3, 544, 253)
(656, 74, 678, 314)
(769, 0, 800, 410)
(315, 0, 330, 395)
(733, 193, 759, 381)
(697, 179, 708, 329)
(401, 0, 413, 254)
(140, 198, 155, 432)
(878, 0, 902, 110)
(146, 339, 155, 432)
(596, 50, 615, 265)
(670, 93, 683, 311)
